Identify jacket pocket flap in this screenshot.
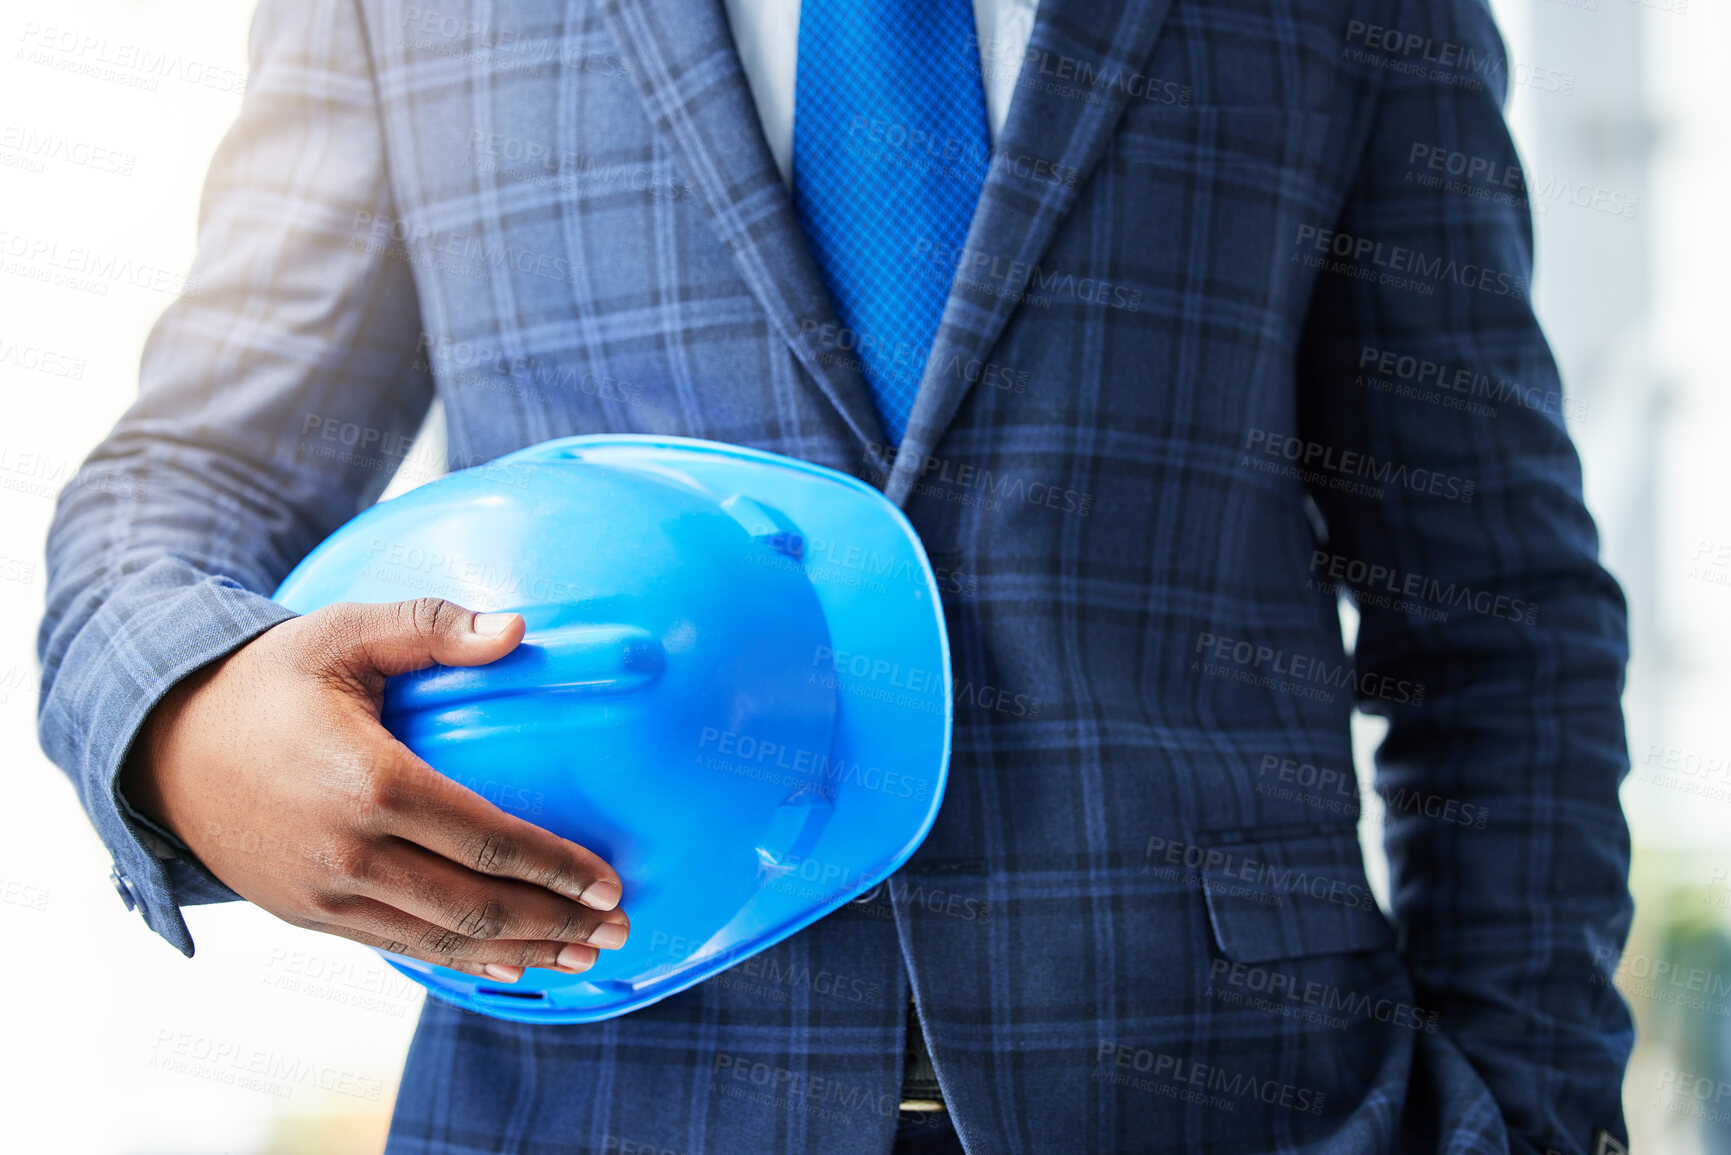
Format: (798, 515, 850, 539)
(1199, 829, 1394, 963)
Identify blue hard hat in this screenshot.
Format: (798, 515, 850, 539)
(272, 436, 951, 1023)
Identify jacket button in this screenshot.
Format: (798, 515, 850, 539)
(109, 868, 141, 913)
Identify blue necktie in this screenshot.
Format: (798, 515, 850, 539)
(792, 0, 990, 446)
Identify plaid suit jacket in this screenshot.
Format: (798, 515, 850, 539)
(37, 0, 1634, 1150)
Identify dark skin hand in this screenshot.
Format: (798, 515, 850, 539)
(121, 597, 629, 983)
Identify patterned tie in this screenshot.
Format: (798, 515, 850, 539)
(792, 0, 991, 447)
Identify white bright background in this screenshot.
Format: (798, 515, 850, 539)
(0, 0, 1724, 1150)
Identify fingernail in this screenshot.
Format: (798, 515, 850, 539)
(474, 613, 518, 637)
(589, 921, 628, 950)
(482, 963, 523, 983)
(581, 879, 622, 911)
(556, 944, 598, 972)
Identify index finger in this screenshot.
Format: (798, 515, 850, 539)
(368, 743, 623, 912)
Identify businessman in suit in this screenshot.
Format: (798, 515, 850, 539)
(38, 0, 1635, 1151)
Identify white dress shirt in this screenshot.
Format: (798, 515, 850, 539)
(721, 0, 1042, 185)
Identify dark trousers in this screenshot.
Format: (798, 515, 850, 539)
(891, 1111, 965, 1154)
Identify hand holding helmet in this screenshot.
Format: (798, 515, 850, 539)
(129, 435, 948, 1023)
(121, 596, 633, 983)
(271, 436, 952, 1022)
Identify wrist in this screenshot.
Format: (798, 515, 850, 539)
(120, 666, 209, 843)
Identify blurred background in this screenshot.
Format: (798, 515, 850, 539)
(0, 0, 1723, 1150)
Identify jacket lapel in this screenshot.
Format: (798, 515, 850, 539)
(883, 0, 1177, 506)
(599, 0, 888, 453)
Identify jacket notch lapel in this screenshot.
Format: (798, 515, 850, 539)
(599, 0, 887, 454)
(884, 0, 1178, 506)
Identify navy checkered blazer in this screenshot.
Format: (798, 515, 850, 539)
(37, 0, 1634, 1150)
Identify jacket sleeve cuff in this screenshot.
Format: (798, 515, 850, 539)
(40, 557, 297, 956)
(117, 782, 190, 856)
(117, 781, 246, 907)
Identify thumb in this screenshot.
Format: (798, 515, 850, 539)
(316, 598, 525, 680)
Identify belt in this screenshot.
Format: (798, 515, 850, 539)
(899, 997, 945, 1113)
